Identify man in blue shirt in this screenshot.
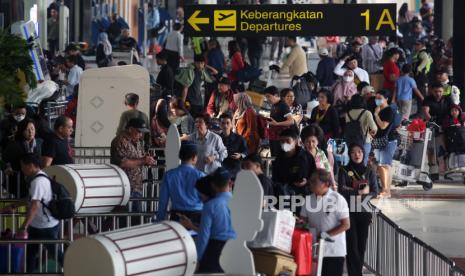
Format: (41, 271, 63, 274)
(395, 64, 424, 120)
(196, 167, 236, 273)
(156, 141, 205, 224)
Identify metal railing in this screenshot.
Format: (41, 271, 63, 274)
(0, 239, 70, 274)
(364, 203, 465, 276)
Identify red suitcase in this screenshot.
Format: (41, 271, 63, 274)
(291, 228, 313, 275)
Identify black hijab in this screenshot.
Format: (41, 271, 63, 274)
(347, 143, 367, 177)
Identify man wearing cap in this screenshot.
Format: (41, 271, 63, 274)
(361, 36, 383, 74)
(157, 141, 205, 224)
(316, 47, 337, 87)
(334, 55, 370, 85)
(206, 77, 237, 118)
(111, 118, 156, 209)
(174, 55, 218, 118)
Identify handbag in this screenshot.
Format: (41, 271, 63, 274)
(372, 136, 389, 149)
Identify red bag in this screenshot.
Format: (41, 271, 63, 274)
(291, 228, 313, 276)
(256, 115, 270, 139)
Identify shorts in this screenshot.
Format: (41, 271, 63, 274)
(398, 100, 412, 120)
(374, 140, 397, 166)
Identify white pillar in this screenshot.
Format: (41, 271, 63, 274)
(442, 0, 453, 40)
(37, 0, 48, 50)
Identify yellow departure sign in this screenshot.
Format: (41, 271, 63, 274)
(214, 10, 237, 31)
(184, 4, 396, 36)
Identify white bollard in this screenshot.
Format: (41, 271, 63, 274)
(44, 164, 131, 213)
(64, 221, 197, 276)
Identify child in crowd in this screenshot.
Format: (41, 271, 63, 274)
(395, 64, 424, 120)
(443, 105, 465, 128)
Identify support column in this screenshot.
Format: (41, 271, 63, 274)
(434, 0, 442, 38)
(441, 0, 453, 40)
(453, 0, 465, 106)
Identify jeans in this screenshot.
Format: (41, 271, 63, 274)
(130, 191, 143, 213)
(374, 140, 397, 166)
(363, 143, 372, 166)
(27, 224, 63, 273)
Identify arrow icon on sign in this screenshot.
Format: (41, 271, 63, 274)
(188, 10, 209, 31)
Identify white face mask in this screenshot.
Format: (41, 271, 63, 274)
(343, 76, 354, 82)
(281, 143, 295, 152)
(441, 80, 449, 85)
(14, 115, 26, 122)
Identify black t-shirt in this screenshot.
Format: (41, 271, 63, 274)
(156, 64, 174, 92)
(187, 69, 203, 106)
(271, 101, 291, 122)
(375, 106, 395, 140)
(309, 106, 340, 138)
(42, 133, 73, 165)
(257, 174, 274, 197)
(423, 95, 453, 124)
(76, 54, 86, 71)
(221, 133, 248, 176)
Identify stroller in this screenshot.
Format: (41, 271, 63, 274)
(444, 126, 465, 184)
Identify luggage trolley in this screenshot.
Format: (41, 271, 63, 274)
(444, 126, 465, 184)
(392, 125, 433, 190)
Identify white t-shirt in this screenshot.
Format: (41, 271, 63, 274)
(67, 64, 83, 96)
(29, 171, 59, 229)
(300, 189, 349, 257)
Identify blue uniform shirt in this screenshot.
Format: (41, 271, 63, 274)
(196, 192, 237, 260)
(156, 164, 205, 221)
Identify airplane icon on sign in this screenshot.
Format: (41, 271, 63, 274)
(218, 12, 234, 21)
(214, 10, 236, 31)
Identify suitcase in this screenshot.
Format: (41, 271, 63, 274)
(291, 228, 313, 276)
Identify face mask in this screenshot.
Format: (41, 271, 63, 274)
(281, 143, 295, 152)
(14, 115, 25, 122)
(343, 76, 354, 82)
(441, 80, 449, 86)
(375, 99, 383, 106)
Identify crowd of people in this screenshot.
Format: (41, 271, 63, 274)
(1, 0, 464, 275)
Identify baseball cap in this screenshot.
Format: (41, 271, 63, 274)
(318, 48, 329, 56)
(126, 118, 150, 133)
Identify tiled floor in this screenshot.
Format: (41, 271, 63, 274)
(373, 181, 465, 260)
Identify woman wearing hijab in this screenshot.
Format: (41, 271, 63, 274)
(233, 93, 260, 154)
(332, 69, 358, 127)
(338, 143, 379, 276)
(96, 32, 113, 67)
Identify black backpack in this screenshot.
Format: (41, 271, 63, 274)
(344, 110, 367, 147)
(33, 174, 75, 220)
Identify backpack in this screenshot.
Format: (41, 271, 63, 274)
(390, 103, 402, 129)
(33, 174, 75, 220)
(256, 115, 269, 139)
(236, 62, 262, 82)
(344, 110, 367, 146)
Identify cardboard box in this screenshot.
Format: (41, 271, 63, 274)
(252, 249, 297, 276)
